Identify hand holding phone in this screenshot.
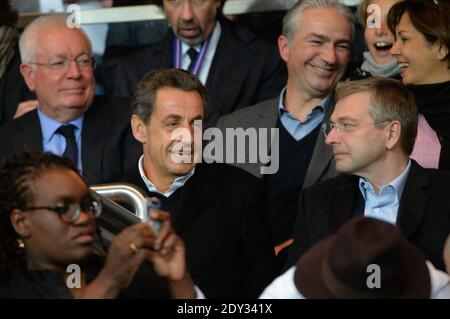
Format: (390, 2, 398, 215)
(143, 197, 162, 233)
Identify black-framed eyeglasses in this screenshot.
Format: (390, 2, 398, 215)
(28, 56, 96, 71)
(23, 199, 102, 224)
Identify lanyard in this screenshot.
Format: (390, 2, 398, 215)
(173, 37, 210, 76)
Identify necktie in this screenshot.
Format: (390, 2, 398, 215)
(56, 124, 78, 167)
(187, 47, 199, 72)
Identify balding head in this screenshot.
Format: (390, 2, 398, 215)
(19, 15, 92, 65)
(19, 15, 95, 123)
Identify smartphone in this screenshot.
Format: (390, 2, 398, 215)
(143, 197, 162, 233)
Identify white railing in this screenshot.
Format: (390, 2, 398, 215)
(18, 0, 361, 26)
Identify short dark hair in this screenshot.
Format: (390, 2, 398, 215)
(335, 77, 418, 155)
(0, 152, 81, 285)
(387, 0, 450, 68)
(131, 68, 207, 123)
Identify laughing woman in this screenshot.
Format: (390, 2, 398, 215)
(349, 0, 401, 80)
(388, 0, 450, 170)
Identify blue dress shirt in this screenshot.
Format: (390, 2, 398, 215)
(37, 107, 84, 173)
(358, 160, 411, 225)
(278, 87, 330, 141)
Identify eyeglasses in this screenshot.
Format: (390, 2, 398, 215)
(23, 198, 102, 224)
(28, 56, 96, 71)
(322, 120, 390, 136)
(167, 0, 208, 7)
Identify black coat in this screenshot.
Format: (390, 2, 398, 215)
(286, 161, 450, 271)
(121, 162, 277, 298)
(0, 47, 35, 125)
(114, 18, 287, 127)
(0, 254, 170, 299)
(0, 96, 142, 184)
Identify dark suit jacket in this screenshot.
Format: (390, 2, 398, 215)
(215, 97, 337, 186)
(0, 47, 35, 125)
(121, 162, 277, 298)
(286, 161, 450, 271)
(0, 96, 142, 184)
(114, 18, 287, 127)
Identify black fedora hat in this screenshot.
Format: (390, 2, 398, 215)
(294, 216, 431, 298)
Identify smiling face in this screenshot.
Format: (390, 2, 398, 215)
(20, 26, 95, 122)
(279, 7, 352, 98)
(390, 12, 446, 85)
(163, 0, 221, 46)
(133, 87, 204, 185)
(364, 0, 399, 65)
(16, 168, 96, 271)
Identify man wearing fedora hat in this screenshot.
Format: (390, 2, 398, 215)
(260, 216, 450, 298)
(286, 77, 450, 271)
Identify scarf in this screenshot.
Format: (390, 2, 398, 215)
(409, 81, 450, 139)
(361, 51, 400, 78)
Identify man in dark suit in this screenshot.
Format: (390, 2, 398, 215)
(286, 77, 450, 271)
(0, 1, 36, 125)
(122, 68, 277, 298)
(113, 0, 287, 127)
(215, 0, 354, 258)
(0, 15, 141, 184)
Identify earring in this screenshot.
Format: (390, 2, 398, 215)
(17, 239, 25, 249)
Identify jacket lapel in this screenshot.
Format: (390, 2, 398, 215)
(302, 131, 333, 189)
(120, 163, 219, 234)
(328, 175, 360, 234)
(171, 163, 221, 235)
(123, 165, 149, 196)
(206, 21, 253, 115)
(13, 110, 42, 153)
(156, 30, 174, 68)
(303, 97, 336, 188)
(396, 161, 429, 238)
(251, 100, 279, 178)
(259, 100, 279, 155)
(81, 97, 108, 184)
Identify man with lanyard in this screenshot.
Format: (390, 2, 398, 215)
(114, 0, 287, 127)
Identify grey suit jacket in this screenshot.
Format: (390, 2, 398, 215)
(215, 97, 337, 189)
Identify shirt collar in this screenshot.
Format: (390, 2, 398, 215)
(181, 21, 221, 59)
(138, 155, 195, 198)
(37, 106, 84, 143)
(278, 87, 330, 117)
(359, 159, 411, 201)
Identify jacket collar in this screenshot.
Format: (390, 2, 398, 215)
(328, 160, 429, 237)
